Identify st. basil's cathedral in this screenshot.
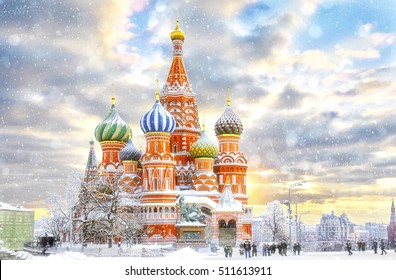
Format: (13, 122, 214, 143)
(81, 21, 252, 246)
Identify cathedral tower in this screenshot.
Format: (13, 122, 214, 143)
(140, 88, 177, 204)
(213, 96, 248, 204)
(84, 138, 98, 183)
(94, 96, 129, 176)
(119, 131, 142, 193)
(160, 21, 200, 189)
(388, 199, 396, 248)
(190, 123, 219, 193)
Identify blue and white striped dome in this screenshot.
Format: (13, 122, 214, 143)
(140, 95, 176, 134)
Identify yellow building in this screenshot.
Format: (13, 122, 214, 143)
(0, 202, 34, 249)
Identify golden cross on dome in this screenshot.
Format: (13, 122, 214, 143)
(111, 83, 115, 106)
(155, 79, 160, 100)
(227, 87, 231, 106)
(202, 112, 206, 131)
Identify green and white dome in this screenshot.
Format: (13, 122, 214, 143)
(95, 97, 130, 142)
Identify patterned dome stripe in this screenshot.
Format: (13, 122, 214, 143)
(214, 106, 243, 136)
(140, 100, 175, 134)
(120, 138, 141, 161)
(190, 130, 218, 159)
(95, 105, 129, 142)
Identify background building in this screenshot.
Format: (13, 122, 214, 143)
(0, 202, 34, 249)
(316, 211, 354, 251)
(387, 199, 396, 248)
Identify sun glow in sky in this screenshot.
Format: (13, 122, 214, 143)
(1, 0, 396, 225)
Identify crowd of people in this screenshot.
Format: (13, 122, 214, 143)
(222, 238, 394, 258)
(346, 238, 389, 256)
(230, 239, 296, 258)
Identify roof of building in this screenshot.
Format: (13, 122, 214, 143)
(86, 138, 98, 170)
(190, 128, 218, 159)
(214, 99, 243, 136)
(212, 183, 243, 213)
(140, 91, 176, 134)
(94, 96, 130, 142)
(120, 133, 141, 161)
(0, 202, 33, 212)
(176, 195, 217, 210)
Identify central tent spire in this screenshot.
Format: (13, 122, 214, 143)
(163, 20, 192, 94)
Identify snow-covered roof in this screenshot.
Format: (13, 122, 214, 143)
(212, 185, 243, 213)
(176, 195, 217, 209)
(0, 202, 33, 212)
(119, 197, 140, 207)
(175, 221, 206, 227)
(178, 189, 220, 196)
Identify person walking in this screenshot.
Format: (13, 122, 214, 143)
(346, 240, 353, 255)
(282, 240, 288, 256)
(277, 243, 283, 256)
(262, 243, 267, 256)
(252, 242, 257, 257)
(243, 239, 251, 258)
(239, 242, 244, 256)
(224, 245, 229, 258)
(293, 243, 297, 255)
(380, 239, 387, 255)
(373, 239, 378, 254)
(296, 242, 301, 255)
(228, 245, 233, 258)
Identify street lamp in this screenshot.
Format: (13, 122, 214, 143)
(287, 181, 306, 252)
(297, 211, 310, 243)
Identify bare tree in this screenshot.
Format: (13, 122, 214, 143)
(263, 200, 288, 242)
(40, 212, 69, 243)
(42, 194, 72, 243)
(116, 205, 144, 248)
(74, 173, 143, 248)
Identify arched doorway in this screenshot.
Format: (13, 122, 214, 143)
(218, 219, 236, 247)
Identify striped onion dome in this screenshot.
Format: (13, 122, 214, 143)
(190, 128, 218, 159)
(94, 97, 130, 142)
(120, 132, 141, 161)
(214, 100, 243, 136)
(140, 91, 176, 134)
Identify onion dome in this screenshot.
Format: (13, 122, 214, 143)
(120, 131, 141, 161)
(190, 125, 218, 159)
(140, 89, 176, 134)
(214, 98, 243, 136)
(170, 20, 185, 41)
(95, 97, 130, 142)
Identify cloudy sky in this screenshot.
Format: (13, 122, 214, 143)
(1, 0, 395, 224)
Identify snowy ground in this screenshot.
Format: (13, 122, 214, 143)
(27, 243, 396, 260)
(4, 245, 396, 280)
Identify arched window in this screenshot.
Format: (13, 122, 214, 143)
(228, 220, 236, 228)
(219, 220, 227, 228)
